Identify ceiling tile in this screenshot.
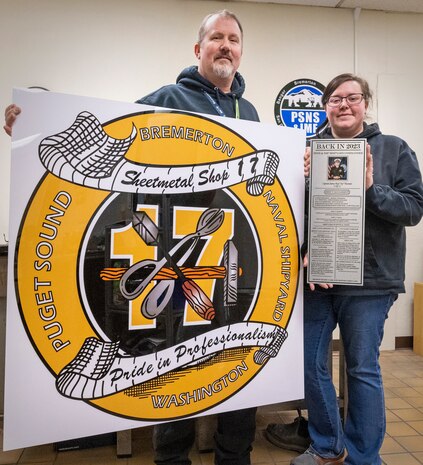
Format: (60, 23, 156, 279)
(234, 0, 423, 13)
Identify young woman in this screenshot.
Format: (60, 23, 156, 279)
(292, 73, 423, 465)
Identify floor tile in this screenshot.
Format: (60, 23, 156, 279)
(406, 397, 423, 408)
(384, 379, 409, 388)
(386, 410, 403, 422)
(391, 409, 423, 421)
(386, 421, 419, 437)
(407, 421, 423, 435)
(384, 388, 397, 399)
(381, 453, 421, 464)
(402, 378, 423, 387)
(18, 444, 56, 463)
(380, 437, 406, 454)
(15, 462, 53, 465)
(395, 435, 423, 452)
(411, 452, 423, 461)
(385, 397, 414, 410)
(250, 439, 274, 463)
(0, 449, 23, 465)
(53, 445, 116, 464)
(390, 387, 422, 398)
(198, 451, 214, 465)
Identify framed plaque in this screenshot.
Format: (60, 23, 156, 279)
(307, 139, 366, 285)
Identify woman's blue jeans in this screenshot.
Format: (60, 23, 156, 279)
(303, 291, 396, 465)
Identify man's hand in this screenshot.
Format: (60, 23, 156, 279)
(4, 104, 21, 137)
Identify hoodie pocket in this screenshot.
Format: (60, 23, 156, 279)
(364, 224, 380, 276)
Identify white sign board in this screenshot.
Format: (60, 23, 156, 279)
(4, 89, 306, 450)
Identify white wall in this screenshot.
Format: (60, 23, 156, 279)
(1, 0, 422, 345)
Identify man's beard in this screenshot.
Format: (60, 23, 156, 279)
(212, 60, 234, 79)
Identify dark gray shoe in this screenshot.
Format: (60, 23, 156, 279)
(265, 416, 311, 452)
(290, 448, 347, 465)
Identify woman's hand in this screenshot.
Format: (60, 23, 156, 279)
(365, 143, 374, 189)
(304, 147, 310, 178)
(3, 104, 21, 137)
(303, 254, 334, 291)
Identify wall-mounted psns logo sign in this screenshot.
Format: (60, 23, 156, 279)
(274, 78, 326, 138)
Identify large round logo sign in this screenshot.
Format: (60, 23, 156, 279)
(274, 78, 326, 138)
(16, 110, 299, 420)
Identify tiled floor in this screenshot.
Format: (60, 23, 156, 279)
(2, 349, 423, 464)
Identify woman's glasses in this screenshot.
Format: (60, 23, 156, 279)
(326, 93, 364, 107)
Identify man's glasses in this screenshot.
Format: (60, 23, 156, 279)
(326, 93, 364, 107)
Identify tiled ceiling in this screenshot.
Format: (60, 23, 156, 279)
(235, 0, 423, 14)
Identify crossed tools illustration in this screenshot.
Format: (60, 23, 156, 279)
(101, 208, 240, 321)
